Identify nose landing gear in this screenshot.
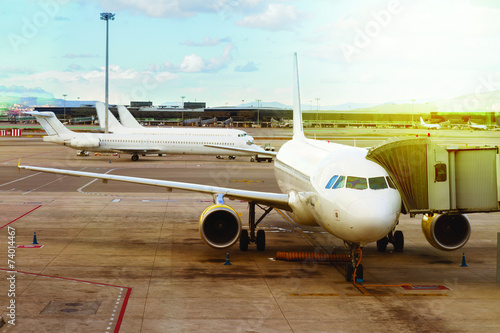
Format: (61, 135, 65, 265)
(345, 242, 364, 282)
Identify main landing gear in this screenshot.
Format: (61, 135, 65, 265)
(239, 202, 273, 251)
(131, 154, 139, 161)
(344, 242, 364, 282)
(376, 229, 404, 252)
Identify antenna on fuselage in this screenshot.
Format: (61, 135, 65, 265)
(292, 52, 305, 141)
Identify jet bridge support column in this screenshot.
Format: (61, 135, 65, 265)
(497, 233, 500, 284)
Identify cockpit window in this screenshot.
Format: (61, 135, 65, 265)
(369, 176, 388, 190)
(346, 176, 367, 190)
(325, 175, 339, 189)
(331, 176, 345, 189)
(386, 176, 397, 189)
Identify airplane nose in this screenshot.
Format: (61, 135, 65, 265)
(347, 197, 397, 242)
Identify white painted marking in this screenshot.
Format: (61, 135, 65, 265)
(0, 172, 42, 188)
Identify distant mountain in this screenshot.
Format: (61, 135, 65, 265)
(323, 102, 380, 111)
(0, 85, 54, 99)
(0, 85, 98, 108)
(237, 101, 291, 109)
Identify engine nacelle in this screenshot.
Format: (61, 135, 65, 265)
(70, 137, 100, 148)
(199, 204, 241, 249)
(421, 213, 471, 251)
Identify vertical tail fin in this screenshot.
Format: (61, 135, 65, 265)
(95, 102, 124, 131)
(25, 111, 73, 136)
(292, 52, 305, 141)
(117, 105, 143, 128)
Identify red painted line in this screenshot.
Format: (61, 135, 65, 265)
(114, 287, 132, 333)
(0, 205, 42, 230)
(0, 268, 132, 332)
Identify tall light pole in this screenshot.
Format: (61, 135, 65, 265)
(100, 12, 115, 134)
(62, 94, 67, 122)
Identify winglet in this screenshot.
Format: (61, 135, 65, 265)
(292, 52, 305, 141)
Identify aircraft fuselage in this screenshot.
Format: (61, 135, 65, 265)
(275, 138, 401, 245)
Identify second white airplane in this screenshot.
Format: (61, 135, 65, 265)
(28, 111, 269, 161)
(420, 117, 441, 129)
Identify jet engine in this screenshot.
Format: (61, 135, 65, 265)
(199, 204, 241, 249)
(69, 137, 100, 148)
(421, 213, 471, 251)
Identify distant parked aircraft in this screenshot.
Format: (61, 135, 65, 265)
(467, 119, 487, 130)
(27, 111, 270, 161)
(420, 117, 441, 129)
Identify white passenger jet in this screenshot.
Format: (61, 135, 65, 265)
(94, 103, 267, 160)
(95, 102, 244, 137)
(27, 111, 268, 161)
(19, 54, 403, 281)
(420, 117, 441, 129)
(467, 119, 487, 130)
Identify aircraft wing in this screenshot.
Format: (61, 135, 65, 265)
(204, 145, 277, 157)
(18, 164, 291, 211)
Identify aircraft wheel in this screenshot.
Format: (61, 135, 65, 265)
(394, 230, 404, 252)
(345, 264, 353, 282)
(131, 154, 139, 161)
(240, 229, 249, 251)
(355, 264, 364, 281)
(256, 230, 266, 251)
(250, 157, 255, 162)
(376, 237, 388, 252)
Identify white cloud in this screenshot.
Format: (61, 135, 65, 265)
(180, 54, 205, 72)
(162, 43, 233, 73)
(2, 65, 177, 103)
(99, 0, 188, 18)
(97, 0, 266, 18)
(235, 3, 302, 30)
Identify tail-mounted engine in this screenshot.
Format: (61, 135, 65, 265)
(199, 204, 241, 249)
(421, 213, 471, 251)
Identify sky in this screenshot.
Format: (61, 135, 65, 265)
(2, 0, 500, 107)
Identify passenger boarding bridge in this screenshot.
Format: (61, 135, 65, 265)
(366, 137, 500, 215)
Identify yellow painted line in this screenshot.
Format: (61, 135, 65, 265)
(396, 294, 448, 297)
(289, 293, 339, 297)
(230, 179, 263, 184)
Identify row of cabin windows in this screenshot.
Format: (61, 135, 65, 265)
(100, 139, 233, 145)
(325, 175, 396, 190)
(134, 133, 238, 137)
